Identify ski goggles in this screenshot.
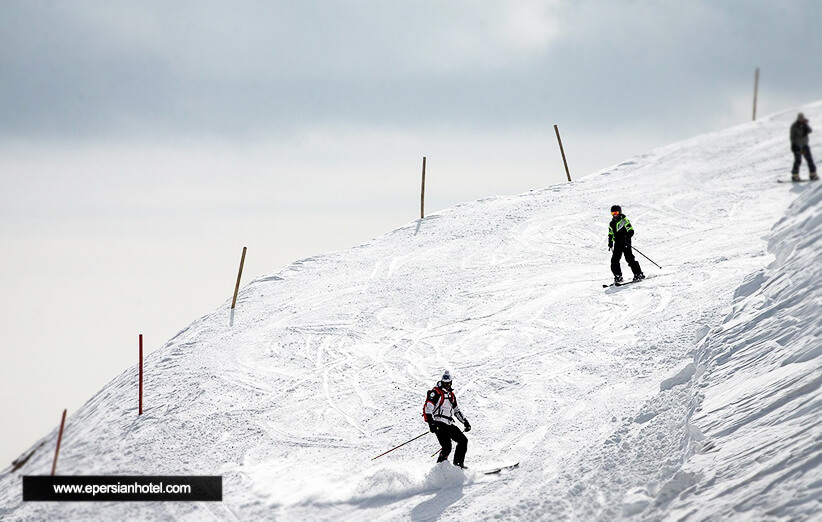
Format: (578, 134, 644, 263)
(611, 211, 620, 216)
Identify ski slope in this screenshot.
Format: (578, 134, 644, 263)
(2, 102, 821, 521)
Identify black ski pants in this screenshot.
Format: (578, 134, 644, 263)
(792, 145, 817, 175)
(611, 242, 642, 277)
(434, 422, 468, 467)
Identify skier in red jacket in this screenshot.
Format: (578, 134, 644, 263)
(423, 370, 472, 468)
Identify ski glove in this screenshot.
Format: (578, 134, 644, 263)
(428, 422, 438, 433)
(463, 420, 471, 432)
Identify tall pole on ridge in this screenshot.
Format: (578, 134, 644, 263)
(554, 124, 572, 182)
(231, 247, 247, 310)
(51, 409, 67, 476)
(420, 156, 427, 219)
(139, 334, 144, 415)
(752, 67, 759, 121)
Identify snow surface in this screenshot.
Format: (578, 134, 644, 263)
(2, 102, 821, 521)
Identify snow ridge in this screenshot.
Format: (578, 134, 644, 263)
(663, 183, 822, 521)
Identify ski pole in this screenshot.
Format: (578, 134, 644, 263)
(372, 432, 428, 461)
(631, 245, 662, 269)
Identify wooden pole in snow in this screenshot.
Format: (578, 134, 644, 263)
(231, 247, 247, 309)
(752, 67, 760, 121)
(420, 156, 427, 219)
(554, 124, 572, 182)
(139, 334, 144, 415)
(51, 409, 67, 476)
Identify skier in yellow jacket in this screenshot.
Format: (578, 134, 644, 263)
(608, 205, 644, 284)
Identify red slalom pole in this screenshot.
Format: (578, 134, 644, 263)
(51, 409, 67, 476)
(139, 334, 144, 415)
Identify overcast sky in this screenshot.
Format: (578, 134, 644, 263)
(1, 0, 820, 467)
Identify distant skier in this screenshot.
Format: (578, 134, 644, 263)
(791, 113, 818, 182)
(608, 205, 645, 284)
(423, 370, 471, 469)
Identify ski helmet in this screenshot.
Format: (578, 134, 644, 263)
(611, 205, 622, 214)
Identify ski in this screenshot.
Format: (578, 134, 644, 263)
(603, 277, 647, 288)
(481, 462, 520, 475)
(777, 179, 816, 183)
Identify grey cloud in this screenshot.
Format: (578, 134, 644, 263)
(0, 0, 819, 141)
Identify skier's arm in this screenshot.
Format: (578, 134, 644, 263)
(449, 393, 467, 425)
(423, 401, 435, 421)
(423, 389, 440, 422)
(453, 407, 471, 431)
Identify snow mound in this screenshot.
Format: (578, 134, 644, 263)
(254, 461, 473, 509)
(665, 182, 822, 519)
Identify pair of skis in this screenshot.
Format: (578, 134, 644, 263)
(435, 460, 519, 475)
(436, 459, 520, 475)
(602, 277, 644, 288)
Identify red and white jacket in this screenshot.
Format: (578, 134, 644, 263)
(423, 382, 467, 426)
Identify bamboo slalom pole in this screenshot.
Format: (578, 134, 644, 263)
(139, 334, 144, 415)
(554, 125, 572, 182)
(231, 247, 247, 309)
(752, 67, 759, 121)
(51, 409, 67, 476)
(420, 156, 427, 219)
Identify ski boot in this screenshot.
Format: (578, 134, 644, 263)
(792, 173, 802, 182)
(614, 275, 623, 284)
(811, 172, 819, 181)
(633, 273, 645, 281)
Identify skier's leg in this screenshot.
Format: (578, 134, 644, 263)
(792, 147, 802, 175)
(435, 426, 452, 462)
(610, 248, 623, 277)
(450, 426, 469, 467)
(803, 146, 817, 175)
(624, 247, 642, 275)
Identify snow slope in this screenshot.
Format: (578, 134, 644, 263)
(1, 102, 820, 521)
